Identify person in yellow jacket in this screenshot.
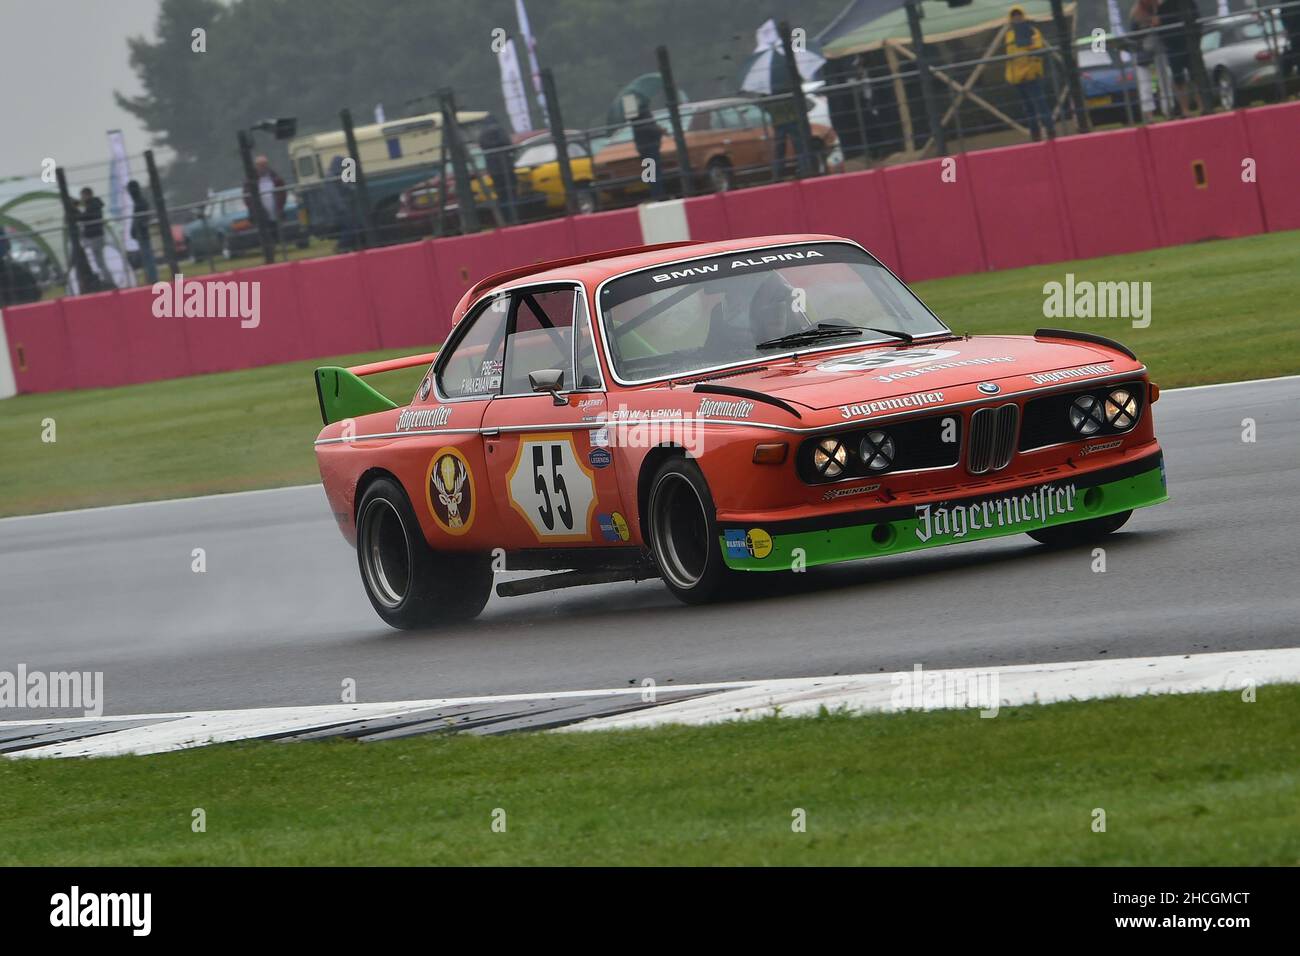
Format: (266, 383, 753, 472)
(1005, 6, 1055, 141)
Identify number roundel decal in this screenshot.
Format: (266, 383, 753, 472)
(426, 447, 476, 536)
(506, 434, 598, 542)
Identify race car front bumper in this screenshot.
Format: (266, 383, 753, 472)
(718, 450, 1168, 570)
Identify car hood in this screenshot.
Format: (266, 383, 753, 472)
(684, 335, 1141, 413)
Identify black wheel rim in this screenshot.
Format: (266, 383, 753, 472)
(651, 474, 709, 590)
(359, 498, 411, 609)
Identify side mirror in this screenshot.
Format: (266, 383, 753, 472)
(528, 368, 567, 406)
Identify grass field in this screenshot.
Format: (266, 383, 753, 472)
(1, 230, 1297, 517)
(1, 687, 1296, 865)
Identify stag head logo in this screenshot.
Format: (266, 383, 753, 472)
(427, 450, 474, 534)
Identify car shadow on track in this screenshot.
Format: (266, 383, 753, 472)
(368, 527, 1178, 642)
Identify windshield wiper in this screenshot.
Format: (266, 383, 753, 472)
(863, 327, 915, 344)
(756, 323, 866, 350)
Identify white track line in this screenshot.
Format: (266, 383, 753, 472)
(3, 648, 1297, 758)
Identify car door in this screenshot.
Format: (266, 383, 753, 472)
(481, 282, 630, 550)
(408, 292, 510, 548)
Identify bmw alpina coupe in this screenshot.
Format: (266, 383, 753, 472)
(314, 234, 1167, 628)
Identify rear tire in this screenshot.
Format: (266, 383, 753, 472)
(355, 477, 492, 629)
(645, 458, 736, 605)
(1027, 509, 1132, 548)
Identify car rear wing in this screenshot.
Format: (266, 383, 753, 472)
(314, 352, 438, 426)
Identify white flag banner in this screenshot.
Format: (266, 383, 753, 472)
(515, 0, 547, 123)
(374, 103, 386, 124)
(1106, 0, 1132, 63)
(107, 129, 136, 254)
(498, 38, 532, 136)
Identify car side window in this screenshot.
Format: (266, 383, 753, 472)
(436, 296, 509, 399)
(1201, 30, 1221, 51)
(502, 287, 577, 394)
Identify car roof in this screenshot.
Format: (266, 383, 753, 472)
(452, 233, 853, 321)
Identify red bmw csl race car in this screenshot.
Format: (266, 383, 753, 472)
(313, 234, 1168, 628)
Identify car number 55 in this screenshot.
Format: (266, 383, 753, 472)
(506, 434, 597, 541)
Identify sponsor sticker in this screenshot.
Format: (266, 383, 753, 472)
(588, 447, 612, 469)
(425, 447, 476, 535)
(418, 376, 431, 401)
(822, 482, 881, 501)
(817, 347, 959, 374)
(1079, 439, 1123, 456)
(914, 482, 1077, 543)
(398, 406, 452, 430)
(725, 528, 773, 559)
(1028, 364, 1113, 385)
(840, 391, 943, 420)
(698, 398, 755, 419)
(590, 427, 610, 447)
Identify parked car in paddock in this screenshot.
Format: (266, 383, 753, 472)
(592, 96, 842, 202)
(1076, 43, 1139, 123)
(1201, 12, 1292, 109)
(184, 186, 308, 259)
(312, 234, 1168, 628)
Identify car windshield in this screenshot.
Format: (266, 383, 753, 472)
(597, 242, 950, 383)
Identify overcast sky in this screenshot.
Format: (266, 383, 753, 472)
(1, 0, 163, 181)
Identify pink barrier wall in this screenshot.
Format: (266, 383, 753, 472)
(5, 300, 72, 394)
(882, 157, 987, 282)
(1143, 112, 1265, 246)
(1240, 101, 1300, 234)
(1050, 127, 1162, 259)
(5, 105, 1296, 396)
(965, 143, 1074, 271)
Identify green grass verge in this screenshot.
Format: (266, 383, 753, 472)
(2, 230, 1297, 517)
(1, 687, 1296, 865)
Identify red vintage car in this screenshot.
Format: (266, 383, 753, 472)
(314, 235, 1168, 628)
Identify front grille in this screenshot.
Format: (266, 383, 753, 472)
(967, 404, 1018, 474)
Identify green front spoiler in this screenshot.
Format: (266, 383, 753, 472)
(721, 453, 1168, 571)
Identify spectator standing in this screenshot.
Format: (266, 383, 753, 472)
(1155, 0, 1197, 116)
(766, 79, 803, 180)
(1280, 3, 1300, 82)
(321, 154, 360, 251)
(1130, 0, 1174, 120)
(631, 98, 667, 200)
(244, 155, 286, 246)
(77, 187, 115, 289)
(1005, 6, 1055, 142)
(478, 118, 519, 225)
(126, 180, 158, 284)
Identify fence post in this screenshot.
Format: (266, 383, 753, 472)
(903, 0, 947, 156)
(1178, 0, 1213, 112)
(439, 89, 480, 234)
(1049, 0, 1090, 133)
(656, 46, 694, 196)
(540, 68, 577, 216)
(144, 150, 178, 277)
(237, 129, 276, 264)
(55, 167, 96, 292)
(778, 21, 818, 176)
(340, 108, 377, 247)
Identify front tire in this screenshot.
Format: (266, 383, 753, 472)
(1027, 509, 1132, 548)
(645, 458, 736, 605)
(355, 477, 492, 629)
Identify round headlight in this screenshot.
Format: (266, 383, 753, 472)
(1069, 395, 1104, 435)
(813, 438, 848, 478)
(860, 430, 896, 471)
(1105, 388, 1138, 430)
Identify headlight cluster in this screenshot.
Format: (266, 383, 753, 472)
(813, 431, 896, 479)
(1069, 388, 1139, 436)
